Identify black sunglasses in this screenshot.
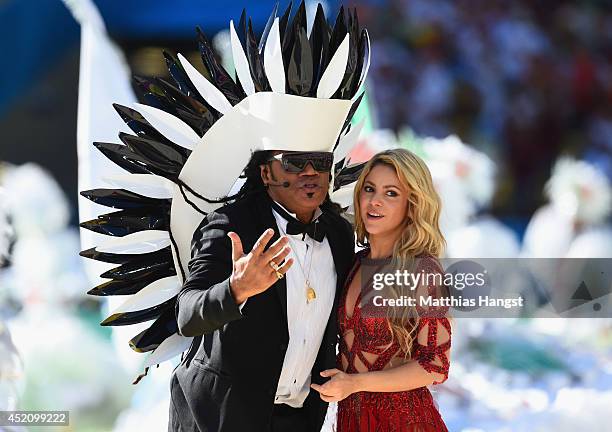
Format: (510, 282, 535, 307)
(268, 152, 334, 173)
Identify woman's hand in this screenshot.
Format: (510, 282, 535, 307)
(310, 369, 360, 402)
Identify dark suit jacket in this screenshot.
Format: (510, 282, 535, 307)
(168, 191, 354, 432)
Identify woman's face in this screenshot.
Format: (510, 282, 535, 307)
(359, 163, 410, 239)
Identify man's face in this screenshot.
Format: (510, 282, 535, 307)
(260, 151, 331, 216)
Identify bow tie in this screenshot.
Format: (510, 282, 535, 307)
(270, 202, 326, 242)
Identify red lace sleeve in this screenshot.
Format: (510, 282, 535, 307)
(412, 257, 452, 385)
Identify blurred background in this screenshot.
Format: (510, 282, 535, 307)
(0, 0, 610, 431)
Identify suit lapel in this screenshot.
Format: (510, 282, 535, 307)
(315, 210, 353, 372)
(322, 213, 352, 294)
(252, 193, 288, 323)
(251, 193, 353, 325)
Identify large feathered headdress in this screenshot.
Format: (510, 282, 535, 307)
(78, 1, 370, 381)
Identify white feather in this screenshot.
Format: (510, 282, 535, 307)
(334, 120, 365, 162)
(352, 30, 371, 101)
(229, 20, 255, 96)
(317, 33, 350, 99)
(133, 103, 200, 150)
(110, 276, 180, 314)
(101, 174, 173, 199)
(446, 217, 520, 258)
(143, 333, 193, 368)
(264, 18, 285, 94)
(177, 53, 233, 115)
(96, 230, 170, 254)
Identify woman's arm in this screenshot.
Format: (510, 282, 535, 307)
(310, 361, 430, 403)
(311, 317, 451, 402)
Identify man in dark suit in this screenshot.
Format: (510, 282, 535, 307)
(168, 150, 355, 432)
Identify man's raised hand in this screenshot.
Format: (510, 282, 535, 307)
(227, 228, 293, 304)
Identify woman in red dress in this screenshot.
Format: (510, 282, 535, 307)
(311, 149, 451, 431)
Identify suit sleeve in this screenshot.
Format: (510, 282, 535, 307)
(175, 211, 244, 337)
(339, 213, 356, 263)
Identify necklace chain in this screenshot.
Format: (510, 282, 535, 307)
(277, 218, 317, 302)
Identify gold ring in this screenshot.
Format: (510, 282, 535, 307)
(269, 261, 280, 271)
(275, 270, 284, 280)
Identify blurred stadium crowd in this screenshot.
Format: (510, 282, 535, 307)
(357, 0, 611, 217)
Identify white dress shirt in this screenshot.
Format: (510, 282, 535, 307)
(271, 202, 337, 408)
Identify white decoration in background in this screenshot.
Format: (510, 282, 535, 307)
(431, 174, 474, 237)
(423, 134, 496, 210)
(522, 157, 610, 258)
(3, 163, 70, 237)
(566, 226, 612, 258)
(96, 230, 170, 254)
(62, 0, 136, 257)
(317, 33, 350, 98)
(0, 321, 23, 411)
(62, 1, 150, 374)
(229, 20, 256, 96)
(133, 103, 201, 150)
(545, 157, 611, 225)
(110, 276, 181, 314)
(264, 18, 286, 94)
(0, 187, 13, 262)
(177, 53, 233, 115)
(446, 217, 520, 258)
(9, 310, 131, 418)
(521, 205, 575, 258)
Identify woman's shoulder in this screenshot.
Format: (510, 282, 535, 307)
(415, 253, 444, 274)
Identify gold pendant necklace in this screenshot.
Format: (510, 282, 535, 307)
(304, 222, 318, 303)
(306, 284, 316, 302)
(279, 220, 316, 303)
(301, 244, 316, 303)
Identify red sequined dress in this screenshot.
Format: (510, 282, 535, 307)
(337, 250, 451, 432)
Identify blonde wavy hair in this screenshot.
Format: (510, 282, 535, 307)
(353, 148, 446, 358)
